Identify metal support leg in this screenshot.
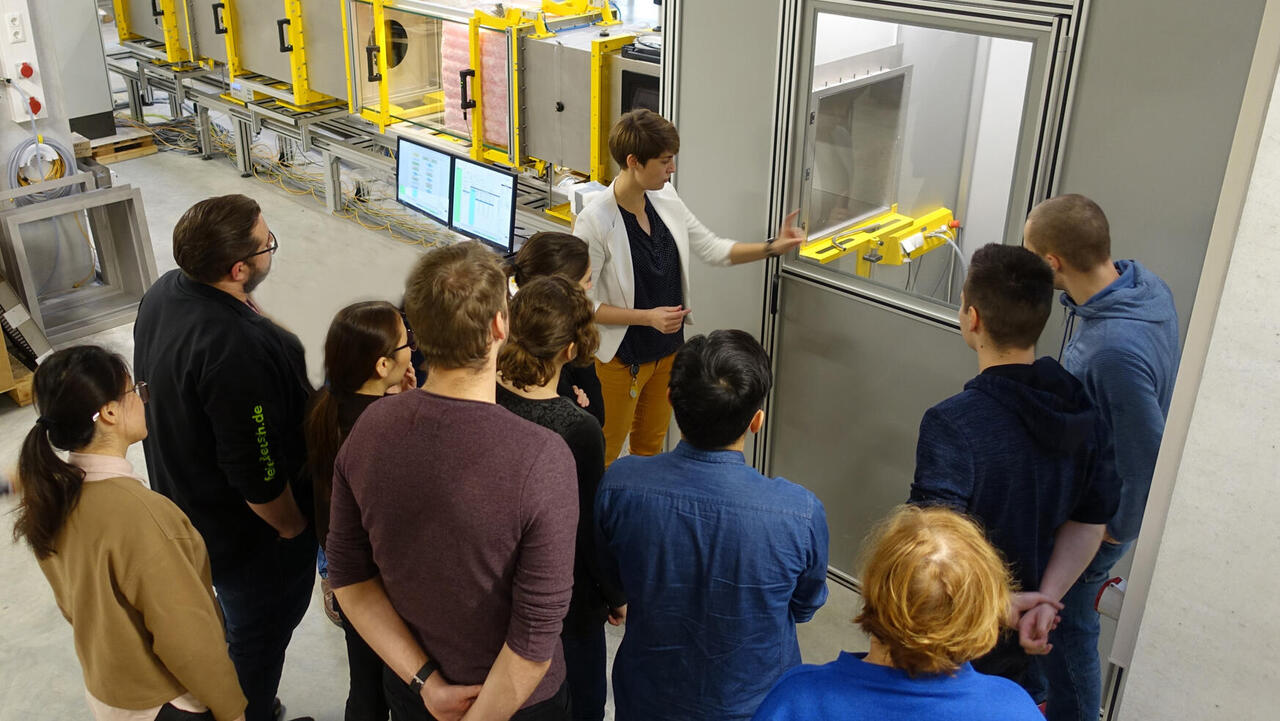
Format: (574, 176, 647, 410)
(168, 91, 182, 120)
(233, 118, 253, 177)
(322, 151, 343, 214)
(126, 75, 145, 123)
(197, 104, 213, 160)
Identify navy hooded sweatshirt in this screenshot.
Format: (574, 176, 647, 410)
(1058, 259, 1180, 543)
(910, 357, 1120, 592)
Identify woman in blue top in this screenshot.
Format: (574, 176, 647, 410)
(752, 505, 1043, 721)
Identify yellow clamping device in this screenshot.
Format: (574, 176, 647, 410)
(799, 205, 955, 278)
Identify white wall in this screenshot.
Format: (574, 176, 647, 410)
(813, 14, 897, 65)
(1114, 4, 1280, 716)
(961, 37, 1031, 253)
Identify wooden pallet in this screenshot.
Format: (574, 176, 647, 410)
(90, 127, 157, 165)
(6, 372, 32, 407)
(1, 352, 33, 407)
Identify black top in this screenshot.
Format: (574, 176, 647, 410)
(556, 362, 605, 427)
(133, 269, 314, 577)
(495, 384, 625, 634)
(910, 357, 1119, 593)
(616, 197, 684, 365)
(312, 391, 381, 548)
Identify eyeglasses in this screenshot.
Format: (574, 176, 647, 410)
(230, 232, 278, 271)
(92, 382, 149, 423)
(391, 328, 417, 354)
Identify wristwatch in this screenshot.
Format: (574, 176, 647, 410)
(765, 238, 778, 257)
(409, 659, 440, 694)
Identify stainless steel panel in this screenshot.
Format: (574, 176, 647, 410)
(302, 0, 349, 100)
(767, 273, 973, 578)
(521, 37, 591, 172)
(185, 0, 228, 63)
(126, 0, 166, 44)
(235, 0, 293, 86)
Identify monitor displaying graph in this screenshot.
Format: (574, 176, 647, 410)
(396, 137, 453, 226)
(450, 156, 517, 251)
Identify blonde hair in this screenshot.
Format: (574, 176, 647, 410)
(855, 505, 1014, 675)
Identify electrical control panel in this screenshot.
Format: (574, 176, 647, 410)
(0, 0, 46, 124)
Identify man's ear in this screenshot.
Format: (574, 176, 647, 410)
(748, 409, 765, 434)
(962, 304, 981, 335)
(492, 311, 509, 343)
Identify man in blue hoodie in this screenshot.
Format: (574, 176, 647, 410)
(910, 244, 1119, 706)
(1023, 194, 1180, 721)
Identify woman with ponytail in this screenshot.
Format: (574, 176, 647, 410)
(304, 300, 413, 721)
(496, 275, 624, 721)
(508, 231, 605, 426)
(14, 345, 246, 721)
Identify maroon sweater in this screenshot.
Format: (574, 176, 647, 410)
(326, 390, 578, 707)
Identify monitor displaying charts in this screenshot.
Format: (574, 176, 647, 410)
(451, 155, 517, 252)
(396, 137, 453, 226)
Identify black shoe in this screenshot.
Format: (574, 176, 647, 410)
(272, 697, 314, 721)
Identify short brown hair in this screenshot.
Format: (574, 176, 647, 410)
(498, 275, 599, 389)
(609, 109, 680, 167)
(404, 242, 508, 370)
(1025, 194, 1111, 272)
(855, 505, 1014, 676)
(509, 232, 590, 288)
(173, 194, 262, 282)
(962, 244, 1054, 350)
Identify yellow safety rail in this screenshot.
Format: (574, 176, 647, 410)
(799, 206, 956, 278)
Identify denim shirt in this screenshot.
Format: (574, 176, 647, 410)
(596, 442, 830, 721)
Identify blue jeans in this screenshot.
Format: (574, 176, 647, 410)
(1038, 540, 1130, 721)
(215, 531, 317, 721)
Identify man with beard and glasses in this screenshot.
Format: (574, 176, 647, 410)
(134, 194, 317, 721)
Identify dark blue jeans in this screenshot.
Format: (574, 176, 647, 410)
(215, 531, 317, 721)
(562, 627, 606, 721)
(1038, 540, 1131, 721)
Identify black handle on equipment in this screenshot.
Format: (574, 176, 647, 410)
(459, 69, 476, 110)
(151, 0, 163, 17)
(277, 18, 293, 53)
(365, 44, 382, 82)
(212, 2, 226, 34)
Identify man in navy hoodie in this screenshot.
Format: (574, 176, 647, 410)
(1023, 194, 1180, 721)
(910, 244, 1119, 707)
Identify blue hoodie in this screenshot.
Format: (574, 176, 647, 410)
(911, 358, 1119, 592)
(1059, 260, 1180, 542)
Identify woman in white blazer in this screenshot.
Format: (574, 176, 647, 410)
(573, 109, 803, 465)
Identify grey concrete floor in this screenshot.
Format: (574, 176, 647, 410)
(0, 147, 864, 720)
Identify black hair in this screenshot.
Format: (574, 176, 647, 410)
(14, 346, 131, 559)
(962, 244, 1055, 349)
(669, 330, 772, 450)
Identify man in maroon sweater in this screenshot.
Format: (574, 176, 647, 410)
(327, 242, 579, 721)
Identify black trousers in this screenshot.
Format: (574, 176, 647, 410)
(336, 600, 391, 721)
(382, 666, 570, 721)
(154, 704, 214, 721)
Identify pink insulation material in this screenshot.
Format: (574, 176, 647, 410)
(441, 23, 509, 148)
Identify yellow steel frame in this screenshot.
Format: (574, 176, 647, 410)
(223, 0, 243, 77)
(283, 0, 326, 106)
(341, 0, 357, 115)
(590, 34, 635, 182)
(798, 205, 955, 277)
(112, 0, 135, 41)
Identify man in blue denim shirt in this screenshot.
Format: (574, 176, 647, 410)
(596, 330, 829, 721)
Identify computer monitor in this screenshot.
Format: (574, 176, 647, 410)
(396, 137, 453, 226)
(450, 155, 517, 252)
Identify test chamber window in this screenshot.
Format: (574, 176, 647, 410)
(792, 12, 1033, 308)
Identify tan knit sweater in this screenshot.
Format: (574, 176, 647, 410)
(37, 475, 246, 721)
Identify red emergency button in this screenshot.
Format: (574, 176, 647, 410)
(28, 96, 41, 115)
(18, 62, 33, 78)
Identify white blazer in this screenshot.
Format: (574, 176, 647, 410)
(573, 181, 736, 363)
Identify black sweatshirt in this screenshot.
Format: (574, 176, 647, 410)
(134, 270, 314, 576)
(496, 384, 626, 635)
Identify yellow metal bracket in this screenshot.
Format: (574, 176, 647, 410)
(112, 0, 135, 41)
(590, 34, 636, 182)
(799, 206, 956, 278)
(283, 0, 327, 106)
(595, 0, 620, 26)
(223, 0, 243, 77)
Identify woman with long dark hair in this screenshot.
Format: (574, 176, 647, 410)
(496, 275, 625, 721)
(305, 300, 414, 721)
(13, 346, 245, 721)
(508, 231, 604, 426)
